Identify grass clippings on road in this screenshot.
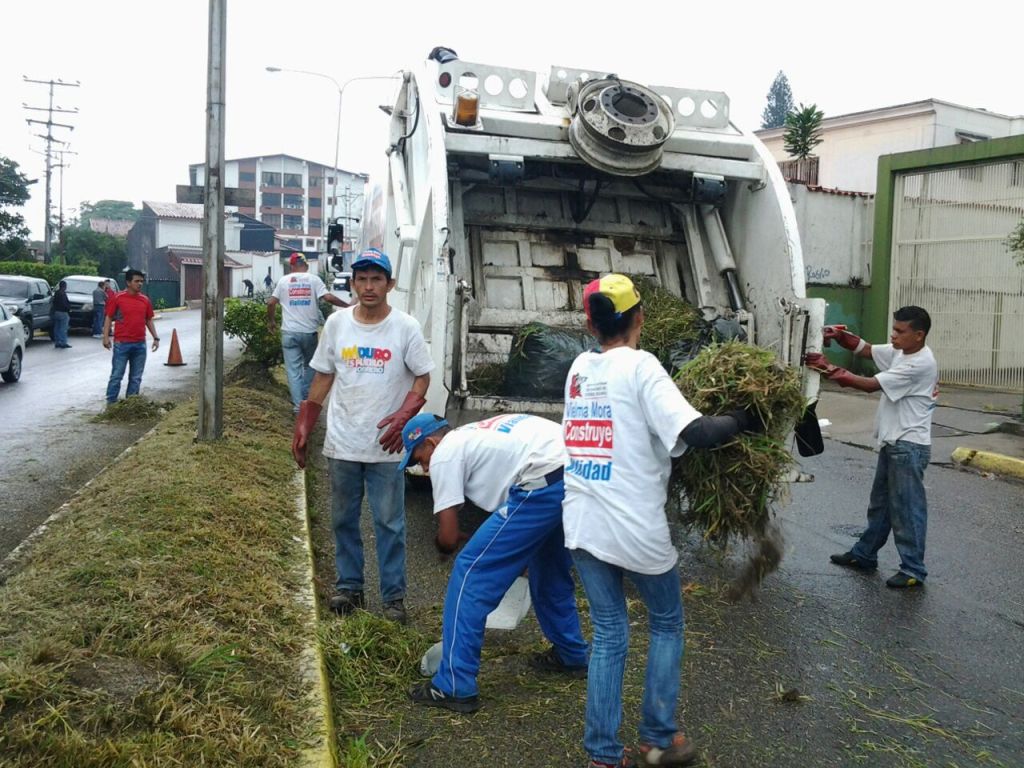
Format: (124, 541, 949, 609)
(0, 374, 322, 768)
(91, 395, 175, 423)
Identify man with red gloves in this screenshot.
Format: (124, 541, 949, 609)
(804, 306, 938, 589)
(291, 248, 433, 623)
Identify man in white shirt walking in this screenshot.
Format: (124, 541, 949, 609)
(267, 252, 345, 412)
(805, 305, 938, 588)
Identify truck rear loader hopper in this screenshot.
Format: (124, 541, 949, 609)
(369, 54, 825, 427)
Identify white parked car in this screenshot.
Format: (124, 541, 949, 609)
(0, 302, 26, 383)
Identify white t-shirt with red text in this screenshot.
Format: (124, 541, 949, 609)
(561, 346, 701, 575)
(273, 272, 329, 333)
(310, 307, 434, 462)
(429, 414, 565, 514)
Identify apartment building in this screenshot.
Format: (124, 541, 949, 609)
(188, 154, 368, 253)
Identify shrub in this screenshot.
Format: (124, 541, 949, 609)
(0, 260, 98, 285)
(1008, 218, 1024, 268)
(224, 296, 282, 367)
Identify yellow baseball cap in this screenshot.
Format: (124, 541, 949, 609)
(583, 274, 640, 320)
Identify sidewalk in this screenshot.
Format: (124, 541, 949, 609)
(815, 382, 1024, 479)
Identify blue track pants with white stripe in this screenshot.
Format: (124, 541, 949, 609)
(432, 479, 589, 698)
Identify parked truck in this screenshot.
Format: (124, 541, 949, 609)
(365, 50, 824, 425)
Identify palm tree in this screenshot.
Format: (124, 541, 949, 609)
(783, 103, 824, 160)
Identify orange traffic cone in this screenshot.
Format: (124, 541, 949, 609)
(164, 328, 186, 366)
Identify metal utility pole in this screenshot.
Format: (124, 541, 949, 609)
(198, 0, 226, 441)
(23, 77, 79, 262)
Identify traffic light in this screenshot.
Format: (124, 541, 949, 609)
(327, 223, 344, 255)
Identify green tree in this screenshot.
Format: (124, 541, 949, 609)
(783, 103, 825, 160)
(0, 156, 34, 261)
(78, 199, 139, 226)
(760, 71, 794, 129)
(57, 227, 127, 276)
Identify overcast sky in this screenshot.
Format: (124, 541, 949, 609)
(2, 0, 1021, 240)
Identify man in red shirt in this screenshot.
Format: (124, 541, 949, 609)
(102, 269, 160, 404)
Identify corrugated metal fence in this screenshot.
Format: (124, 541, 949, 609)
(891, 160, 1024, 390)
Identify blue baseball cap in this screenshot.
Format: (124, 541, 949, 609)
(351, 247, 393, 278)
(397, 413, 449, 471)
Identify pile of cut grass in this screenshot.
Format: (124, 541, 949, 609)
(465, 361, 506, 397)
(633, 276, 703, 368)
(92, 395, 174, 423)
(0, 383, 321, 767)
(672, 341, 805, 563)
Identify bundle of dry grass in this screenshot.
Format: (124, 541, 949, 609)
(671, 340, 805, 543)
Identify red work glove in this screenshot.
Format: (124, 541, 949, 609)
(802, 352, 837, 375)
(823, 325, 863, 352)
(292, 400, 322, 469)
(377, 391, 426, 454)
(826, 367, 859, 388)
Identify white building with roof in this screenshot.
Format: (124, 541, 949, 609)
(756, 99, 1024, 193)
(126, 202, 281, 305)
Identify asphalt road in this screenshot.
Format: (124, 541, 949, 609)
(681, 442, 1024, 766)
(0, 308, 242, 560)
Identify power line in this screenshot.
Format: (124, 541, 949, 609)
(23, 76, 80, 263)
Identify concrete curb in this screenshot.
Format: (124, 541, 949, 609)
(951, 447, 1024, 481)
(293, 471, 337, 768)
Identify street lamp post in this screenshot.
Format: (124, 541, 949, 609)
(265, 67, 398, 241)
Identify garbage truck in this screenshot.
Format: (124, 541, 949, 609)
(364, 49, 825, 425)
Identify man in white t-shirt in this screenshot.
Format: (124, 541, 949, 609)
(398, 412, 589, 714)
(805, 305, 938, 588)
(267, 252, 346, 412)
(291, 248, 434, 624)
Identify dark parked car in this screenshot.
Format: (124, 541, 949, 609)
(0, 275, 53, 344)
(61, 274, 120, 331)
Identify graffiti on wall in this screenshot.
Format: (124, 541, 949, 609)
(805, 265, 831, 282)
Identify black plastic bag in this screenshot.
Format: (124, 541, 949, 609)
(504, 322, 593, 399)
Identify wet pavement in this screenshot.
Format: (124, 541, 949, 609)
(0, 309, 242, 560)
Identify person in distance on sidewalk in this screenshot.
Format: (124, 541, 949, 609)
(804, 306, 938, 589)
(290, 249, 433, 625)
(400, 412, 589, 714)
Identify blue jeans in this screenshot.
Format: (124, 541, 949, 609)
(851, 440, 930, 580)
(572, 549, 684, 765)
(281, 331, 318, 408)
(328, 459, 406, 602)
(106, 341, 147, 403)
(433, 480, 588, 698)
(53, 311, 70, 346)
(92, 307, 105, 335)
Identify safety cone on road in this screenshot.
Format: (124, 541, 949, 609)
(164, 328, 186, 366)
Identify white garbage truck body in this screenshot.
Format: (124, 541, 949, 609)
(367, 54, 824, 424)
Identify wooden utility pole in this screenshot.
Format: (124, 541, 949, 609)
(198, 0, 226, 440)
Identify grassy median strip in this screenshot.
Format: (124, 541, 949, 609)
(0, 376, 321, 767)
